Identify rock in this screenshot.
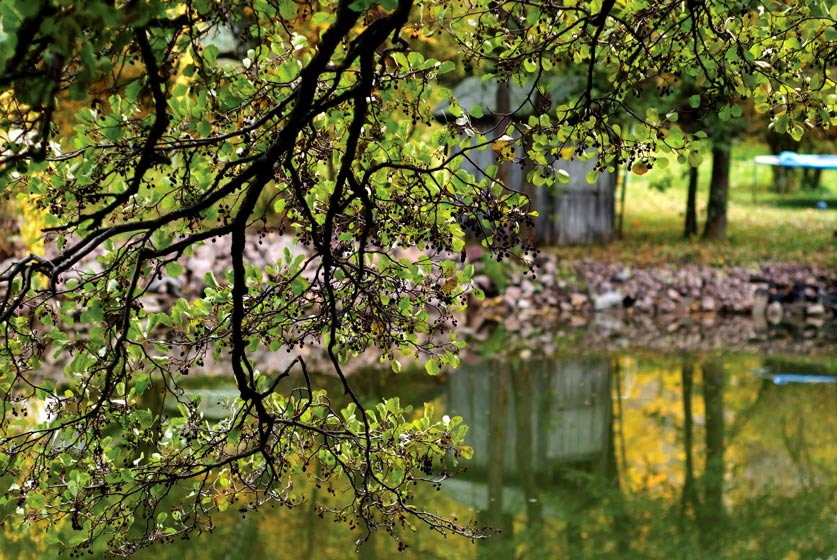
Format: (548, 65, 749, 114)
(148, 275, 183, 296)
(655, 298, 678, 315)
(570, 293, 589, 308)
(700, 296, 716, 312)
(465, 244, 485, 262)
(593, 314, 624, 332)
(806, 303, 825, 316)
(613, 267, 632, 282)
(569, 315, 588, 327)
(141, 296, 167, 314)
(806, 316, 825, 328)
(504, 316, 521, 331)
(594, 290, 624, 311)
(520, 279, 537, 295)
(766, 301, 783, 325)
(503, 286, 523, 307)
(635, 297, 655, 312)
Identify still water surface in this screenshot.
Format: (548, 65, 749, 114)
(4, 348, 837, 559)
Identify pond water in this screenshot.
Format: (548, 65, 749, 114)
(3, 342, 837, 559)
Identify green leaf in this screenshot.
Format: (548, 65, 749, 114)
(204, 271, 219, 289)
(773, 114, 788, 134)
(278, 0, 297, 19)
(348, 0, 376, 12)
(385, 397, 401, 413)
(273, 198, 286, 214)
(165, 262, 184, 277)
(425, 358, 441, 375)
(437, 60, 456, 74)
(197, 120, 212, 136)
(134, 372, 150, 395)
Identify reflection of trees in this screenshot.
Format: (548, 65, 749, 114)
(700, 357, 726, 553)
(480, 363, 514, 560)
(679, 357, 727, 552)
(680, 361, 698, 521)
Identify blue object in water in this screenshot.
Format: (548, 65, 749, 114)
(752, 367, 837, 385)
(771, 373, 837, 385)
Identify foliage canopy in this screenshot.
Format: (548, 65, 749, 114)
(0, 0, 834, 555)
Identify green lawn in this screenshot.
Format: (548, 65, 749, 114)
(557, 142, 836, 268)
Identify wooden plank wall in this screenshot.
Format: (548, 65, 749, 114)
(456, 138, 616, 246)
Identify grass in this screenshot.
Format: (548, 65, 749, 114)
(555, 142, 837, 269)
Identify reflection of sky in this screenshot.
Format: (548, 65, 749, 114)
(752, 367, 837, 385)
(771, 374, 836, 385)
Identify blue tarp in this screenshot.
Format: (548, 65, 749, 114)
(754, 151, 837, 169)
(752, 367, 837, 385)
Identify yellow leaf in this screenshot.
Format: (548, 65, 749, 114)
(491, 134, 514, 151)
(441, 277, 457, 294)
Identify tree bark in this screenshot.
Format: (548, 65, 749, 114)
(684, 166, 699, 238)
(521, 88, 552, 244)
(495, 80, 512, 185)
(766, 129, 799, 193)
(703, 139, 731, 240)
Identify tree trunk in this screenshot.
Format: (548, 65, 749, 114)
(802, 167, 822, 190)
(495, 81, 512, 187)
(684, 166, 699, 238)
(766, 129, 799, 193)
(520, 88, 551, 244)
(703, 139, 731, 240)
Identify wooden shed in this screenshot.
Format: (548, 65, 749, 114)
(434, 76, 616, 246)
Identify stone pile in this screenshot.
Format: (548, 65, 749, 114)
(472, 257, 836, 327)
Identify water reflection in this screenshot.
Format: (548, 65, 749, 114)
(444, 352, 837, 559)
(446, 356, 617, 558)
(3, 351, 837, 559)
